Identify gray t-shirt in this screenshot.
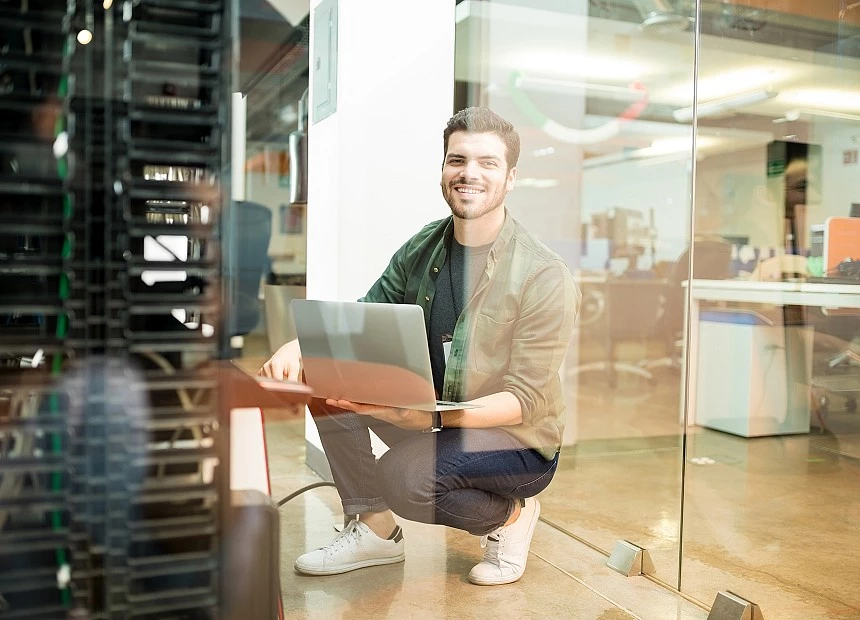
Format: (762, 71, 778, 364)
(428, 237, 492, 394)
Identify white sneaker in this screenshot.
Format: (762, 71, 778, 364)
(468, 498, 540, 585)
(294, 519, 405, 575)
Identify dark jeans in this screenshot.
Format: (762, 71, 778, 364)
(308, 399, 559, 536)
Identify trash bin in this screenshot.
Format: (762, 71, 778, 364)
(695, 308, 813, 437)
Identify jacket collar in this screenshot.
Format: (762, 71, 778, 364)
(441, 208, 516, 260)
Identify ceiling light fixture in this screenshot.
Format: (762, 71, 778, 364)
(510, 51, 648, 83)
(773, 108, 860, 124)
(515, 178, 560, 189)
(663, 68, 783, 105)
(673, 88, 777, 123)
(514, 76, 642, 102)
(780, 88, 860, 112)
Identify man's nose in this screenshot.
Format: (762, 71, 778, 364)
(462, 160, 481, 180)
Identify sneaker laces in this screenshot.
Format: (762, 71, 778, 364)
(324, 519, 362, 554)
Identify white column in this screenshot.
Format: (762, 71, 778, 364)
(305, 0, 455, 464)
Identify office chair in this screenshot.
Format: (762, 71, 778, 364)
(571, 277, 665, 387)
(231, 201, 273, 346)
(642, 238, 734, 373)
(809, 298, 860, 421)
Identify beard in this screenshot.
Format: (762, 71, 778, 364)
(442, 181, 507, 220)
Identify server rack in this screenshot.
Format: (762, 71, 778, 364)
(0, 1, 233, 617)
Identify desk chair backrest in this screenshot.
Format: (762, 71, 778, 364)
(231, 201, 272, 337)
(606, 279, 666, 342)
(662, 239, 734, 339)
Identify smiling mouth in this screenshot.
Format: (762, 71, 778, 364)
(454, 186, 484, 195)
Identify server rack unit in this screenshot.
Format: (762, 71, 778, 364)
(0, 1, 233, 618)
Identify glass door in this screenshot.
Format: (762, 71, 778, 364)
(454, 0, 697, 588)
(681, 1, 860, 615)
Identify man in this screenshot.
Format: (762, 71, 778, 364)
(260, 107, 579, 585)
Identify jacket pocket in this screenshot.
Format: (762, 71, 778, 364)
(473, 313, 515, 374)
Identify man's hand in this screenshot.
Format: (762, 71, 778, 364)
(326, 399, 432, 430)
(259, 339, 302, 382)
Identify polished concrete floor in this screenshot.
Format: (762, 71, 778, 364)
(249, 330, 860, 619)
(548, 370, 860, 620)
(265, 418, 708, 620)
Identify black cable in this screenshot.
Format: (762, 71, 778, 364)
(276, 481, 337, 507)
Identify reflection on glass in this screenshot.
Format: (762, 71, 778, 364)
(683, 1, 860, 616)
(245, 70, 309, 360)
(456, 0, 696, 588)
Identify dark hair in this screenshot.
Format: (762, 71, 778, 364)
(443, 107, 520, 169)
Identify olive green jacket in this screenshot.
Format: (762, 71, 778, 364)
(360, 211, 580, 459)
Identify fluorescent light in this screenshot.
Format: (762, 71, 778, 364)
(531, 147, 556, 158)
(583, 136, 720, 169)
(641, 137, 694, 156)
(664, 67, 783, 103)
(776, 108, 860, 123)
(780, 89, 860, 112)
(509, 51, 648, 82)
(673, 88, 777, 123)
(515, 178, 560, 189)
(514, 76, 642, 102)
(641, 136, 717, 156)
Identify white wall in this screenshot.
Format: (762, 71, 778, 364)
(581, 157, 693, 266)
(306, 0, 456, 303)
(690, 124, 860, 252)
(305, 0, 455, 462)
(814, 119, 860, 223)
(695, 147, 778, 248)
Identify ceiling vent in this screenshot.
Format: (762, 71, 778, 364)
(633, 0, 691, 33)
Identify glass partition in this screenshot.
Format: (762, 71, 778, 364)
(682, 1, 860, 615)
(456, 1, 860, 613)
(455, 0, 697, 588)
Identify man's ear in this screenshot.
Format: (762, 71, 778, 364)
(506, 166, 517, 192)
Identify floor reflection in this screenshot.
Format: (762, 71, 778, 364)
(541, 366, 860, 619)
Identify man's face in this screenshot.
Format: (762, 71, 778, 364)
(440, 131, 516, 220)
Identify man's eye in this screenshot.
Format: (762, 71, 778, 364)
(483, 161, 497, 167)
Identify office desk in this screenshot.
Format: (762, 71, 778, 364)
(683, 279, 860, 428)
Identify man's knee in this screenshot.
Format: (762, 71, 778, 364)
(376, 446, 437, 517)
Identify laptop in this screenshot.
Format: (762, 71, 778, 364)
(290, 300, 480, 411)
